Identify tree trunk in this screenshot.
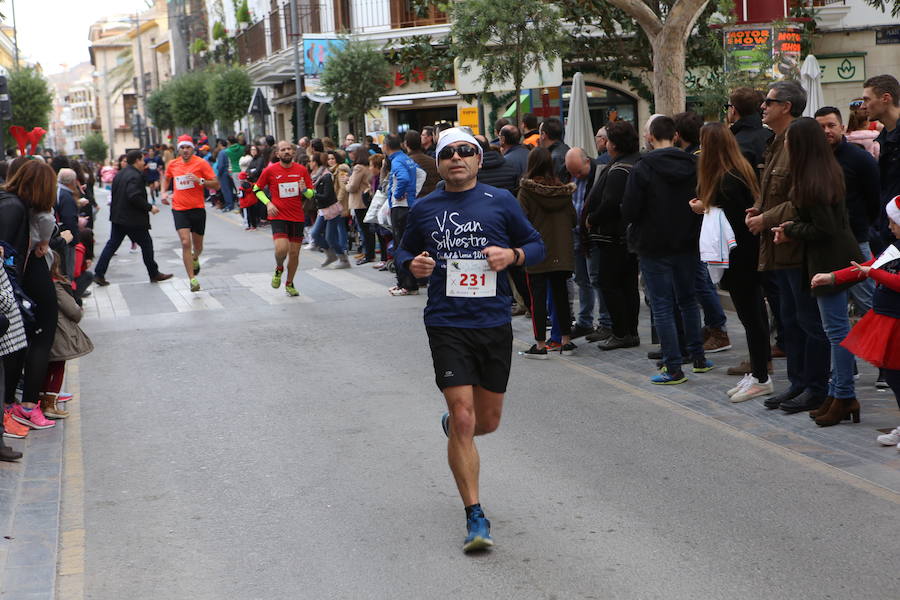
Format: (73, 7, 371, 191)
(606, 0, 709, 116)
(651, 31, 687, 116)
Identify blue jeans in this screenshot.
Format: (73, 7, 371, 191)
(695, 259, 727, 330)
(848, 241, 874, 314)
(217, 175, 234, 210)
(774, 268, 830, 396)
(324, 215, 347, 254)
(309, 215, 324, 246)
(817, 290, 855, 398)
(575, 240, 611, 329)
(640, 252, 705, 373)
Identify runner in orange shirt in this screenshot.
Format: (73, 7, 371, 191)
(160, 135, 219, 292)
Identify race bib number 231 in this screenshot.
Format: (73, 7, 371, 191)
(446, 259, 496, 298)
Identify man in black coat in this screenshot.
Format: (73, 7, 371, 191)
(539, 117, 571, 183)
(474, 135, 520, 195)
(94, 150, 172, 285)
(499, 125, 529, 178)
(728, 87, 773, 174)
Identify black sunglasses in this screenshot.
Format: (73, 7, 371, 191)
(849, 100, 864, 109)
(723, 103, 733, 110)
(763, 98, 787, 106)
(438, 144, 479, 160)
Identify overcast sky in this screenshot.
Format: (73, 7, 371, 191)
(11, 0, 151, 75)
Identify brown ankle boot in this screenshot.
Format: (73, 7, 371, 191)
(814, 397, 860, 427)
(809, 396, 834, 419)
(39, 394, 68, 419)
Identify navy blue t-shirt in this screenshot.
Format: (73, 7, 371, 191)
(396, 183, 545, 328)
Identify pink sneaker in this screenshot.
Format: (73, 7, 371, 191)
(10, 404, 56, 429)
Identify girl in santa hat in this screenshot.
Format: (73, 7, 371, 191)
(812, 195, 900, 448)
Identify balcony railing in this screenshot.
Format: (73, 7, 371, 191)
(237, 0, 447, 67)
(270, 8, 283, 53)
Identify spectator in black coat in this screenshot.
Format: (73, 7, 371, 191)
(500, 125, 530, 178)
(584, 120, 641, 350)
(728, 87, 773, 174)
(539, 118, 571, 183)
(92, 150, 172, 286)
(475, 135, 520, 195)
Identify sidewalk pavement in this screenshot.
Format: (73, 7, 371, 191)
(2, 302, 899, 597)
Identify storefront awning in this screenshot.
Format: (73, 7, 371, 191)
(503, 93, 531, 118)
(378, 90, 459, 104)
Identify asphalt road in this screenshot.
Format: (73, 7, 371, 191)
(75, 198, 900, 600)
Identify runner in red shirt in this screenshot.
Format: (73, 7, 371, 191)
(253, 141, 314, 297)
(160, 135, 219, 292)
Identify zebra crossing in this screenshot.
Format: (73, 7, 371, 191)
(82, 266, 405, 320)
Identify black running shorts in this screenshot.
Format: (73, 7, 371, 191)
(270, 219, 304, 243)
(172, 208, 207, 235)
(426, 323, 513, 393)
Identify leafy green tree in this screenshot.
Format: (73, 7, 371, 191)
(6, 67, 53, 129)
(207, 66, 252, 127)
(146, 83, 176, 133)
(81, 132, 109, 163)
(319, 39, 392, 136)
(168, 72, 213, 130)
(449, 0, 565, 129)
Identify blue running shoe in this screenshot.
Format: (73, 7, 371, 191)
(692, 357, 714, 373)
(441, 412, 450, 438)
(651, 369, 687, 385)
(463, 513, 494, 552)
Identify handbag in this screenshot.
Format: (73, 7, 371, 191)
(321, 201, 343, 220)
(377, 197, 392, 229)
(364, 190, 387, 225)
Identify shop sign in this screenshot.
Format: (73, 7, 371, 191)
(724, 27, 772, 73)
(773, 26, 802, 80)
(876, 27, 900, 45)
(459, 107, 479, 135)
(454, 58, 562, 95)
(818, 55, 866, 84)
(723, 24, 802, 80)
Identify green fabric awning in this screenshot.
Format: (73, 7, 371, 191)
(502, 93, 531, 118)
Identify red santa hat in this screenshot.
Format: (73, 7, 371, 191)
(176, 134, 195, 149)
(887, 196, 900, 226)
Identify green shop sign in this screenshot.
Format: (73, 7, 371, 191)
(817, 54, 866, 84)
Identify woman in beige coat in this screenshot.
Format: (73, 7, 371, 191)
(345, 144, 373, 264)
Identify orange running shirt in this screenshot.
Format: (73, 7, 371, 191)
(165, 155, 216, 210)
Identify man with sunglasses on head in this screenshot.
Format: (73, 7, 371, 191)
(396, 128, 544, 553)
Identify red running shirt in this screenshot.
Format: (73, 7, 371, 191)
(256, 162, 313, 223)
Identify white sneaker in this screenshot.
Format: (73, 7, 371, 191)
(876, 427, 900, 446)
(727, 374, 752, 397)
(731, 376, 774, 403)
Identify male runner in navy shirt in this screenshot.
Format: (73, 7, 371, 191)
(396, 128, 545, 552)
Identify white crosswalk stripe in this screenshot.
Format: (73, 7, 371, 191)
(82, 284, 131, 320)
(156, 278, 225, 312)
(304, 267, 389, 298)
(83, 267, 393, 320)
(233, 273, 314, 305)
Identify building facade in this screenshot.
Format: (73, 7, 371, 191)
(230, 0, 650, 144)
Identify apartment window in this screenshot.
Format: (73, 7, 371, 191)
(123, 93, 137, 124)
(334, 0, 351, 32)
(390, 0, 447, 28)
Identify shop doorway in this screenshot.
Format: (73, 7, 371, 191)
(561, 82, 638, 132)
(392, 105, 458, 134)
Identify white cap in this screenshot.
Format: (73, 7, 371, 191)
(434, 127, 483, 166)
